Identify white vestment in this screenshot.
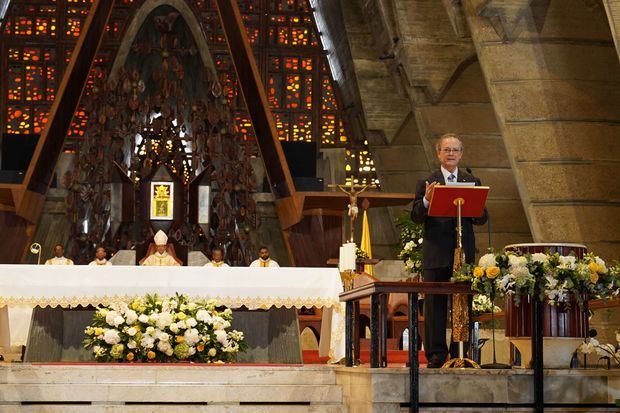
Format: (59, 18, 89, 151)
(249, 258, 280, 268)
(204, 261, 230, 268)
(88, 259, 112, 266)
(45, 256, 74, 265)
(142, 252, 180, 266)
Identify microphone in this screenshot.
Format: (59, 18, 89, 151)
(466, 167, 492, 250)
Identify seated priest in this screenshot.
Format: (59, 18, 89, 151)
(141, 230, 182, 266)
(89, 246, 112, 266)
(250, 246, 280, 268)
(45, 244, 74, 265)
(204, 247, 229, 268)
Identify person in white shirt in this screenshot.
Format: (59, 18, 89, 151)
(89, 246, 112, 266)
(250, 246, 280, 268)
(45, 244, 74, 265)
(204, 247, 230, 268)
(141, 230, 181, 266)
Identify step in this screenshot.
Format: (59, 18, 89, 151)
(1, 383, 343, 404)
(0, 405, 346, 413)
(0, 364, 337, 385)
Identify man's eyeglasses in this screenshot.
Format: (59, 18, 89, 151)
(440, 148, 462, 154)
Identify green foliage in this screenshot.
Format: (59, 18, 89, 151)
(394, 211, 424, 274)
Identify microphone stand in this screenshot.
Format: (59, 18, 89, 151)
(466, 168, 508, 369)
(481, 288, 510, 369)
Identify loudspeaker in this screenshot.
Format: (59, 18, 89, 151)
(281, 141, 317, 178)
(1, 133, 40, 172)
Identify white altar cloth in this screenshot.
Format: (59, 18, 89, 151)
(0, 265, 345, 362)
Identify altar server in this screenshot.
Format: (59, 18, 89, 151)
(45, 244, 74, 265)
(204, 247, 229, 268)
(141, 230, 181, 266)
(250, 246, 280, 268)
(89, 246, 112, 266)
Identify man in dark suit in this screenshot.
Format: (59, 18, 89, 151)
(411, 133, 488, 367)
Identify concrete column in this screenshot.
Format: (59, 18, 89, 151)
(463, 0, 620, 259)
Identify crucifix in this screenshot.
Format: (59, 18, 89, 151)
(329, 175, 374, 242)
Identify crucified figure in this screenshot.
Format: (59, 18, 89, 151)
(336, 178, 370, 242)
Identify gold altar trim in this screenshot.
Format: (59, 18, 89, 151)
(0, 295, 341, 310)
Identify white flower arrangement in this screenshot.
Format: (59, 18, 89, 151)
(395, 211, 424, 274)
(83, 293, 246, 363)
(452, 251, 620, 307)
(579, 332, 620, 368)
(472, 294, 502, 316)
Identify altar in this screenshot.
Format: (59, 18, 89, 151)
(0, 265, 345, 364)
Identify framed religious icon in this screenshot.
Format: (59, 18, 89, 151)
(150, 182, 174, 220)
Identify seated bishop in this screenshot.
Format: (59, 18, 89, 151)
(249, 246, 280, 268)
(89, 246, 112, 266)
(141, 230, 181, 266)
(204, 247, 229, 268)
(45, 244, 74, 265)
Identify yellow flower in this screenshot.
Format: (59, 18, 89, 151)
(197, 344, 205, 352)
(486, 266, 500, 279)
(588, 262, 598, 273)
(596, 263, 606, 274)
(177, 312, 187, 320)
(126, 352, 135, 361)
(473, 267, 485, 278)
(94, 327, 104, 336)
(208, 348, 217, 357)
(147, 351, 156, 360)
(176, 335, 185, 344)
(590, 272, 599, 284)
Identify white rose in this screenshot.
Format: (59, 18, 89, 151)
(187, 302, 197, 311)
(156, 313, 173, 330)
(149, 313, 160, 324)
(170, 324, 179, 334)
(208, 348, 217, 357)
(508, 255, 527, 268)
(478, 253, 496, 269)
(126, 327, 137, 336)
(124, 310, 138, 325)
(188, 346, 196, 356)
(215, 329, 228, 346)
(157, 341, 170, 352)
(138, 314, 149, 323)
(559, 255, 576, 270)
(146, 326, 155, 335)
(418, 238, 423, 245)
(103, 329, 121, 345)
(127, 340, 137, 349)
(531, 253, 548, 264)
(165, 348, 174, 356)
(140, 334, 155, 349)
(105, 311, 119, 326)
(196, 309, 212, 323)
(186, 317, 197, 328)
(184, 328, 200, 346)
(176, 320, 187, 330)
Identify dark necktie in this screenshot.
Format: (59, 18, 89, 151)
(448, 174, 456, 183)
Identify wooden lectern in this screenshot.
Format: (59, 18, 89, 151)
(428, 184, 489, 368)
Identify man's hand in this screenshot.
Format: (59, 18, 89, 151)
(424, 181, 438, 204)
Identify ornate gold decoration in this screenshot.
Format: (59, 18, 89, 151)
(340, 269, 357, 291)
(29, 243, 42, 265)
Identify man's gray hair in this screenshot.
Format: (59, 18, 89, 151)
(435, 133, 464, 152)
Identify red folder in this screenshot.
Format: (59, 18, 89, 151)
(428, 185, 489, 218)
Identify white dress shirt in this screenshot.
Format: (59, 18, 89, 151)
(423, 166, 459, 208)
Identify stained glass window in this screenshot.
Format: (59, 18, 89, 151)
(0, 0, 375, 183)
